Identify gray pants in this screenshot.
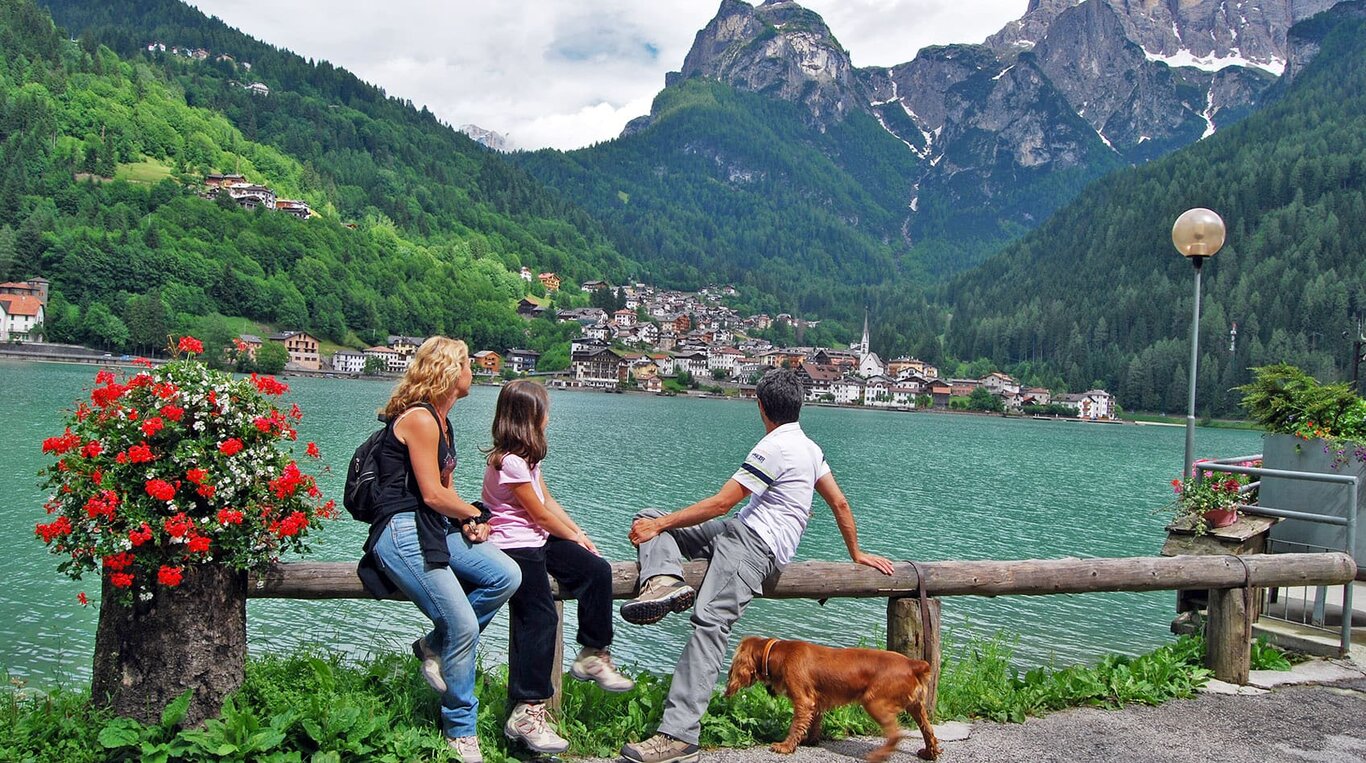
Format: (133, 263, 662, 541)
(635, 509, 779, 745)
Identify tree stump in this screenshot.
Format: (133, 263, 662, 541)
(91, 564, 247, 727)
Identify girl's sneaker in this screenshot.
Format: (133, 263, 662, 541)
(504, 702, 570, 754)
(447, 736, 483, 763)
(570, 647, 635, 692)
(412, 636, 446, 693)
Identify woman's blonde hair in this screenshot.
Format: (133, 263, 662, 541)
(381, 337, 469, 419)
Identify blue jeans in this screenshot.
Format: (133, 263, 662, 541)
(373, 512, 521, 738)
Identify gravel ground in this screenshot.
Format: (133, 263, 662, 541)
(588, 678, 1366, 763)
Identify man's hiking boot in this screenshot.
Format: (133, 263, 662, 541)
(412, 636, 446, 693)
(620, 733, 700, 763)
(504, 702, 570, 754)
(620, 576, 695, 625)
(570, 647, 634, 692)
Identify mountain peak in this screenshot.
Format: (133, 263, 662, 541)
(674, 0, 867, 129)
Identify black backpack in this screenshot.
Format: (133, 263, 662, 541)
(343, 419, 392, 523)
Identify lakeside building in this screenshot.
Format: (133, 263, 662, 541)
(270, 331, 321, 370)
(363, 346, 402, 374)
(332, 350, 365, 374)
(236, 334, 263, 360)
(505, 348, 540, 374)
(473, 350, 503, 375)
(1058, 390, 1117, 420)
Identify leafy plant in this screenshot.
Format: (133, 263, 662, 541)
(34, 339, 334, 603)
(1249, 636, 1293, 671)
(1239, 364, 1366, 469)
(1163, 460, 1259, 534)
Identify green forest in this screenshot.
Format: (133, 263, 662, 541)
(0, 0, 598, 364)
(942, 2, 1366, 416)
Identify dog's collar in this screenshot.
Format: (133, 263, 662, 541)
(760, 638, 778, 679)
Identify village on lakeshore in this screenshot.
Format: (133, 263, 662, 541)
(214, 275, 1114, 420)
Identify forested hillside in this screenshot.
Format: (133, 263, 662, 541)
(33, 0, 642, 279)
(0, 0, 583, 361)
(516, 79, 944, 350)
(942, 1, 1366, 417)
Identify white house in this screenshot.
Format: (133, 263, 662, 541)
(613, 309, 636, 328)
(831, 375, 866, 406)
(0, 295, 44, 342)
(1058, 390, 1116, 420)
(363, 346, 402, 374)
(981, 372, 1021, 398)
(505, 348, 541, 374)
(675, 350, 708, 378)
(863, 375, 896, 406)
(332, 350, 366, 374)
(707, 346, 743, 377)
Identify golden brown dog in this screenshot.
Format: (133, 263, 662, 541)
(725, 636, 940, 762)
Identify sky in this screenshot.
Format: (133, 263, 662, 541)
(186, 0, 1025, 151)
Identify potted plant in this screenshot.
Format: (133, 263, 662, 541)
(1237, 363, 1366, 564)
(1167, 464, 1257, 535)
(34, 337, 333, 726)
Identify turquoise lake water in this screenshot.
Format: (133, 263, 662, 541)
(0, 359, 1267, 688)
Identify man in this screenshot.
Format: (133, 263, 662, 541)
(619, 368, 895, 763)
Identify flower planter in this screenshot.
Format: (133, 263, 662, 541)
(1202, 507, 1240, 529)
(1260, 433, 1366, 568)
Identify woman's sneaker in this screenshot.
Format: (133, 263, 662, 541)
(620, 576, 695, 625)
(412, 636, 445, 693)
(447, 736, 483, 763)
(620, 733, 700, 763)
(570, 647, 635, 692)
(504, 702, 569, 754)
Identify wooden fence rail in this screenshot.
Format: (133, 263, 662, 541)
(248, 552, 1356, 701)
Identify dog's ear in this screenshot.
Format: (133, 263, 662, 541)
(725, 637, 761, 696)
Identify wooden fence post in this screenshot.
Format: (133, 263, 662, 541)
(549, 601, 565, 713)
(1206, 586, 1251, 684)
(887, 597, 941, 716)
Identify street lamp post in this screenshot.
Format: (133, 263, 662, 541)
(1172, 208, 1227, 478)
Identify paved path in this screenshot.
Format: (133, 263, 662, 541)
(593, 661, 1366, 763)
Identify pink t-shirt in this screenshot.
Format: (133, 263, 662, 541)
(483, 453, 550, 549)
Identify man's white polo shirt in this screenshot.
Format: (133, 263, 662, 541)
(731, 421, 830, 566)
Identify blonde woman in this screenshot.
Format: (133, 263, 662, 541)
(357, 336, 521, 762)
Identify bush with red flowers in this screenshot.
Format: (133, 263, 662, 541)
(35, 337, 334, 603)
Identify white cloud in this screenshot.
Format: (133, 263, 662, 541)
(186, 0, 1024, 150)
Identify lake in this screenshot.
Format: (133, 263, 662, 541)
(0, 359, 1265, 688)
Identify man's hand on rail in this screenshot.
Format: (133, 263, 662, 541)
(852, 551, 895, 576)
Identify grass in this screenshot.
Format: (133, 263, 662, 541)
(114, 158, 174, 184)
(0, 632, 1296, 762)
(1123, 412, 1263, 431)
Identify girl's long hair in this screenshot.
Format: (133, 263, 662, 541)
(485, 379, 549, 470)
(381, 337, 469, 420)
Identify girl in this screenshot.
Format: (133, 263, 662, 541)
(359, 337, 521, 763)
(483, 380, 633, 754)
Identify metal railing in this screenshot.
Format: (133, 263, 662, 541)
(1196, 454, 1358, 655)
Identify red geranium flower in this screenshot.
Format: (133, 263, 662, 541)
(163, 513, 194, 538)
(177, 336, 204, 355)
(159, 404, 184, 422)
(187, 535, 211, 554)
(186, 468, 209, 484)
(110, 572, 134, 589)
(144, 479, 176, 501)
(251, 374, 289, 396)
(77, 592, 89, 606)
(81, 440, 103, 459)
(35, 516, 74, 543)
(219, 438, 244, 456)
(103, 551, 136, 572)
(157, 566, 184, 587)
(42, 429, 81, 455)
(217, 508, 244, 525)
(306, 442, 320, 459)
(127, 443, 155, 463)
(129, 523, 154, 547)
(141, 417, 165, 437)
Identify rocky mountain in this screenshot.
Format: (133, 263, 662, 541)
(618, 0, 1338, 272)
(458, 124, 509, 152)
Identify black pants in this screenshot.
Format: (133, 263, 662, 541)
(503, 537, 614, 703)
